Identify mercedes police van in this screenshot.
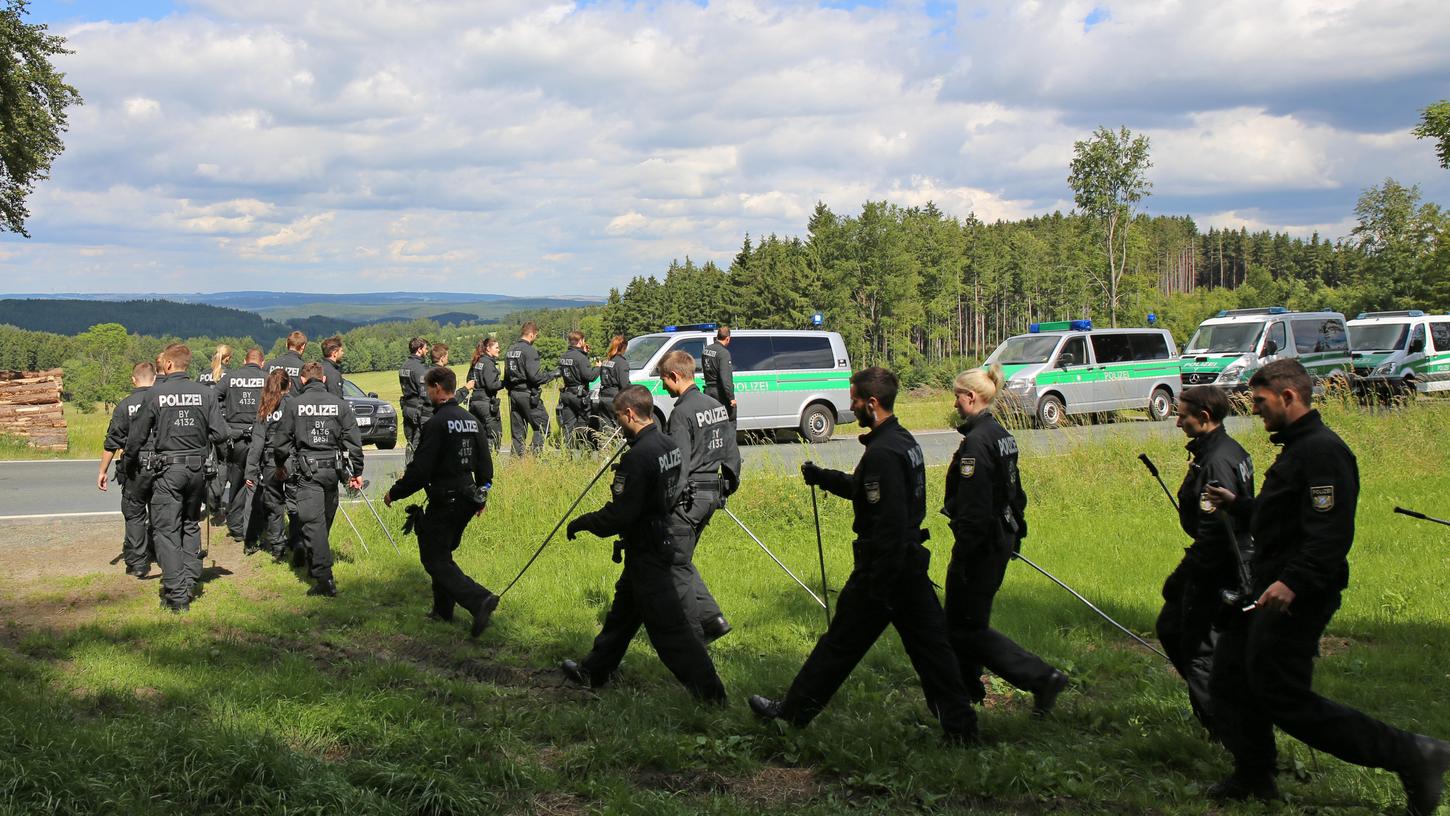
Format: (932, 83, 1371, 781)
(603, 325, 854, 442)
(1180, 308, 1351, 391)
(983, 320, 1180, 429)
(1349, 309, 1450, 394)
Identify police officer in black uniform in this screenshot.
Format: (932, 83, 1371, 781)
(320, 336, 346, 399)
(266, 331, 307, 391)
(504, 321, 557, 456)
(557, 330, 598, 448)
(1155, 385, 1253, 734)
(561, 385, 727, 702)
(98, 361, 157, 578)
(418, 343, 466, 427)
(399, 337, 431, 465)
(126, 345, 230, 612)
(749, 367, 977, 742)
(244, 369, 292, 559)
(594, 334, 630, 434)
(659, 350, 740, 642)
(384, 366, 500, 638)
(271, 362, 364, 597)
(215, 348, 267, 541)
(1203, 360, 1450, 813)
(199, 345, 231, 523)
(943, 365, 1068, 716)
(702, 325, 736, 424)
(466, 337, 505, 452)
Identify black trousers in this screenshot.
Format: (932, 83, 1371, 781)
(417, 498, 493, 618)
(293, 469, 339, 581)
(206, 443, 227, 515)
(223, 436, 252, 539)
(1155, 557, 1224, 731)
(119, 468, 155, 571)
(150, 463, 205, 606)
(781, 562, 977, 736)
(1210, 590, 1420, 779)
(579, 545, 726, 701)
(666, 486, 724, 635)
(558, 391, 589, 448)
(509, 389, 548, 456)
(247, 469, 288, 552)
(402, 403, 424, 465)
(944, 536, 1056, 702)
(468, 400, 502, 452)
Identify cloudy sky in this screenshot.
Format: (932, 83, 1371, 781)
(3, 0, 1448, 297)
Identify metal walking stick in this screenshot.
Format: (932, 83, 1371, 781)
(1013, 551, 1170, 662)
(1395, 506, 1450, 527)
(499, 440, 627, 598)
(336, 500, 370, 555)
(1137, 453, 1179, 512)
(722, 506, 828, 611)
(354, 488, 402, 555)
(810, 484, 831, 627)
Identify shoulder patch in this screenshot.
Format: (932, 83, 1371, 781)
(611, 473, 627, 496)
(1310, 485, 1334, 512)
(1199, 491, 1215, 514)
(864, 481, 881, 504)
(960, 457, 976, 478)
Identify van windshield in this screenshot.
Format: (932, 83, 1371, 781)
(1349, 323, 1410, 351)
(624, 336, 671, 370)
(1185, 323, 1262, 354)
(990, 335, 1062, 365)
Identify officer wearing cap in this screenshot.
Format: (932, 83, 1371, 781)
(504, 321, 558, 456)
(702, 326, 736, 424)
(385, 366, 500, 639)
(399, 337, 431, 465)
(561, 384, 727, 702)
(557, 331, 598, 448)
(659, 349, 740, 643)
(98, 361, 158, 579)
(266, 331, 307, 391)
(466, 337, 505, 452)
(749, 367, 977, 742)
(215, 348, 268, 542)
(1204, 359, 1450, 813)
(320, 336, 346, 400)
(126, 345, 230, 613)
(270, 362, 364, 597)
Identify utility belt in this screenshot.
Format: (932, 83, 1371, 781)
(149, 448, 208, 471)
(612, 518, 674, 564)
(291, 452, 343, 481)
(428, 480, 489, 511)
(562, 384, 588, 397)
(851, 529, 931, 566)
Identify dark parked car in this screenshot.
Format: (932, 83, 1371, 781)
(343, 378, 398, 449)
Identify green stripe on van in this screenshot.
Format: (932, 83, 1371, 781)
(1034, 359, 1180, 385)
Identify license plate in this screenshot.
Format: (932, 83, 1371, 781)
(357, 417, 372, 426)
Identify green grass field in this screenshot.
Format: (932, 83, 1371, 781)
(3, 398, 1449, 813)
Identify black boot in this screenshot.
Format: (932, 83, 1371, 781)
(748, 695, 784, 721)
(702, 615, 732, 644)
(1033, 670, 1070, 717)
(560, 659, 597, 688)
(307, 578, 338, 597)
(470, 595, 500, 638)
(126, 564, 149, 579)
(1207, 772, 1279, 802)
(1400, 734, 1450, 816)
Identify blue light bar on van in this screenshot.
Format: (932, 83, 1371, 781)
(1215, 307, 1288, 318)
(662, 323, 718, 332)
(1028, 320, 1092, 333)
(1355, 310, 1425, 320)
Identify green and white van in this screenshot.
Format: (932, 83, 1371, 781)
(1350, 310, 1450, 394)
(983, 320, 1180, 429)
(604, 326, 854, 443)
(1180, 308, 1351, 390)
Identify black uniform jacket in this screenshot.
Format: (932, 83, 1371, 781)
(399, 355, 430, 410)
(320, 358, 345, 399)
(127, 372, 229, 456)
(1230, 410, 1356, 598)
(269, 380, 364, 478)
(1176, 425, 1254, 573)
(598, 354, 630, 399)
(702, 341, 734, 405)
(558, 347, 598, 393)
(943, 410, 1026, 550)
(265, 351, 306, 391)
(813, 415, 929, 594)
(104, 386, 153, 480)
(387, 402, 494, 503)
(245, 400, 288, 484)
(504, 339, 556, 391)
(665, 384, 741, 489)
(468, 354, 504, 405)
(215, 363, 267, 437)
(572, 423, 683, 550)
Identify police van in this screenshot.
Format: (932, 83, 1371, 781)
(1349, 310, 1450, 394)
(601, 325, 853, 442)
(983, 320, 1180, 429)
(1180, 307, 1351, 391)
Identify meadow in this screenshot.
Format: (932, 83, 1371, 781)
(2, 396, 1449, 814)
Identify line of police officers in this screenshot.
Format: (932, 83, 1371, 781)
(99, 326, 1450, 813)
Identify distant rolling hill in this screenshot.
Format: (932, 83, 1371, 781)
(0, 299, 356, 346)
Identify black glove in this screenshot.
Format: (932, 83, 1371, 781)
(566, 518, 585, 541)
(801, 461, 823, 487)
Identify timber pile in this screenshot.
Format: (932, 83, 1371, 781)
(0, 369, 67, 450)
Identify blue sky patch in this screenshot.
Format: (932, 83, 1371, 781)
(1083, 6, 1110, 31)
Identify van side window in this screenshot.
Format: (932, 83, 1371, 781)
(669, 337, 706, 371)
(1090, 333, 1134, 364)
(728, 336, 774, 371)
(766, 336, 834, 370)
(1058, 336, 1087, 367)
(1431, 323, 1450, 353)
(1264, 322, 1287, 355)
(1129, 333, 1172, 360)
(1290, 319, 1348, 353)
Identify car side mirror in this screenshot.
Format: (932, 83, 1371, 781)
(1262, 340, 1278, 357)
(1409, 338, 1426, 354)
(368, 392, 379, 399)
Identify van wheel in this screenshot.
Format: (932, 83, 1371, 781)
(1148, 387, 1174, 421)
(1036, 394, 1065, 429)
(799, 403, 835, 444)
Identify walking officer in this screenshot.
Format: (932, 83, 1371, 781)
(244, 370, 292, 559)
(384, 366, 500, 638)
(1203, 359, 1450, 813)
(270, 362, 364, 597)
(594, 334, 630, 434)
(266, 331, 307, 391)
(659, 350, 740, 642)
(504, 321, 557, 456)
(749, 367, 977, 742)
(466, 337, 505, 452)
(1155, 385, 1253, 734)
(215, 348, 268, 542)
(557, 331, 598, 448)
(399, 337, 430, 465)
(126, 345, 230, 613)
(319, 336, 346, 399)
(942, 365, 1068, 716)
(561, 385, 727, 702)
(201, 344, 232, 523)
(702, 325, 736, 424)
(98, 361, 158, 579)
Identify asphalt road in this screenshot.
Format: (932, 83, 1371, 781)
(0, 416, 1255, 521)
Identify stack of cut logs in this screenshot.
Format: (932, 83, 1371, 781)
(0, 369, 67, 451)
